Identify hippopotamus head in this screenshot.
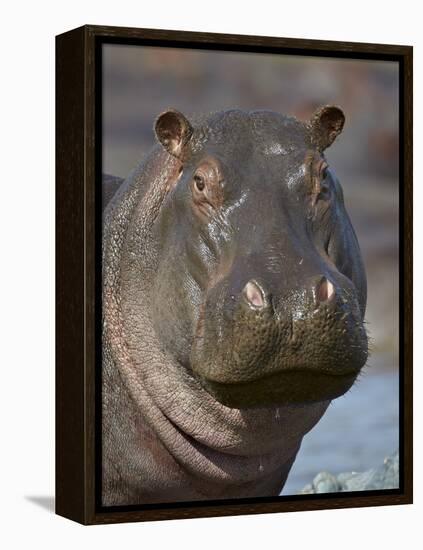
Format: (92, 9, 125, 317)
(151, 107, 368, 409)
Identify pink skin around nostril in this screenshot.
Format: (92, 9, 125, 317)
(316, 277, 335, 303)
(243, 280, 265, 308)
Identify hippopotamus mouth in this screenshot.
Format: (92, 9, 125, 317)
(200, 370, 358, 409)
(191, 276, 368, 408)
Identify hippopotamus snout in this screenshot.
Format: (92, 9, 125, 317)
(191, 262, 367, 408)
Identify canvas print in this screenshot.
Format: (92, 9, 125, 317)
(101, 45, 399, 506)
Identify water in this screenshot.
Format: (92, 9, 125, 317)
(281, 365, 399, 495)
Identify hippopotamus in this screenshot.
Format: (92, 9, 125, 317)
(102, 106, 368, 506)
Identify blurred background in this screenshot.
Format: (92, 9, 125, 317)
(103, 45, 399, 493)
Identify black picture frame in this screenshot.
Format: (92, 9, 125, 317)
(56, 24, 413, 525)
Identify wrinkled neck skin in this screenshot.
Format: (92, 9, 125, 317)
(103, 149, 330, 505)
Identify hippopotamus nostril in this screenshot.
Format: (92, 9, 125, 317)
(316, 276, 335, 304)
(243, 280, 265, 308)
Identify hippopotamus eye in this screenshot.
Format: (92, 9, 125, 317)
(317, 181, 331, 202)
(194, 173, 205, 192)
(190, 159, 223, 219)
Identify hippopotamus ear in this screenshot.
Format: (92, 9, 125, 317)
(309, 106, 345, 151)
(154, 109, 194, 158)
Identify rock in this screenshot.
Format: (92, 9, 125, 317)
(300, 450, 399, 493)
(312, 472, 341, 493)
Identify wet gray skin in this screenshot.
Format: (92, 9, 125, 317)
(102, 106, 368, 506)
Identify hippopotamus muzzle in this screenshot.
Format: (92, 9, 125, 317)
(191, 267, 367, 408)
